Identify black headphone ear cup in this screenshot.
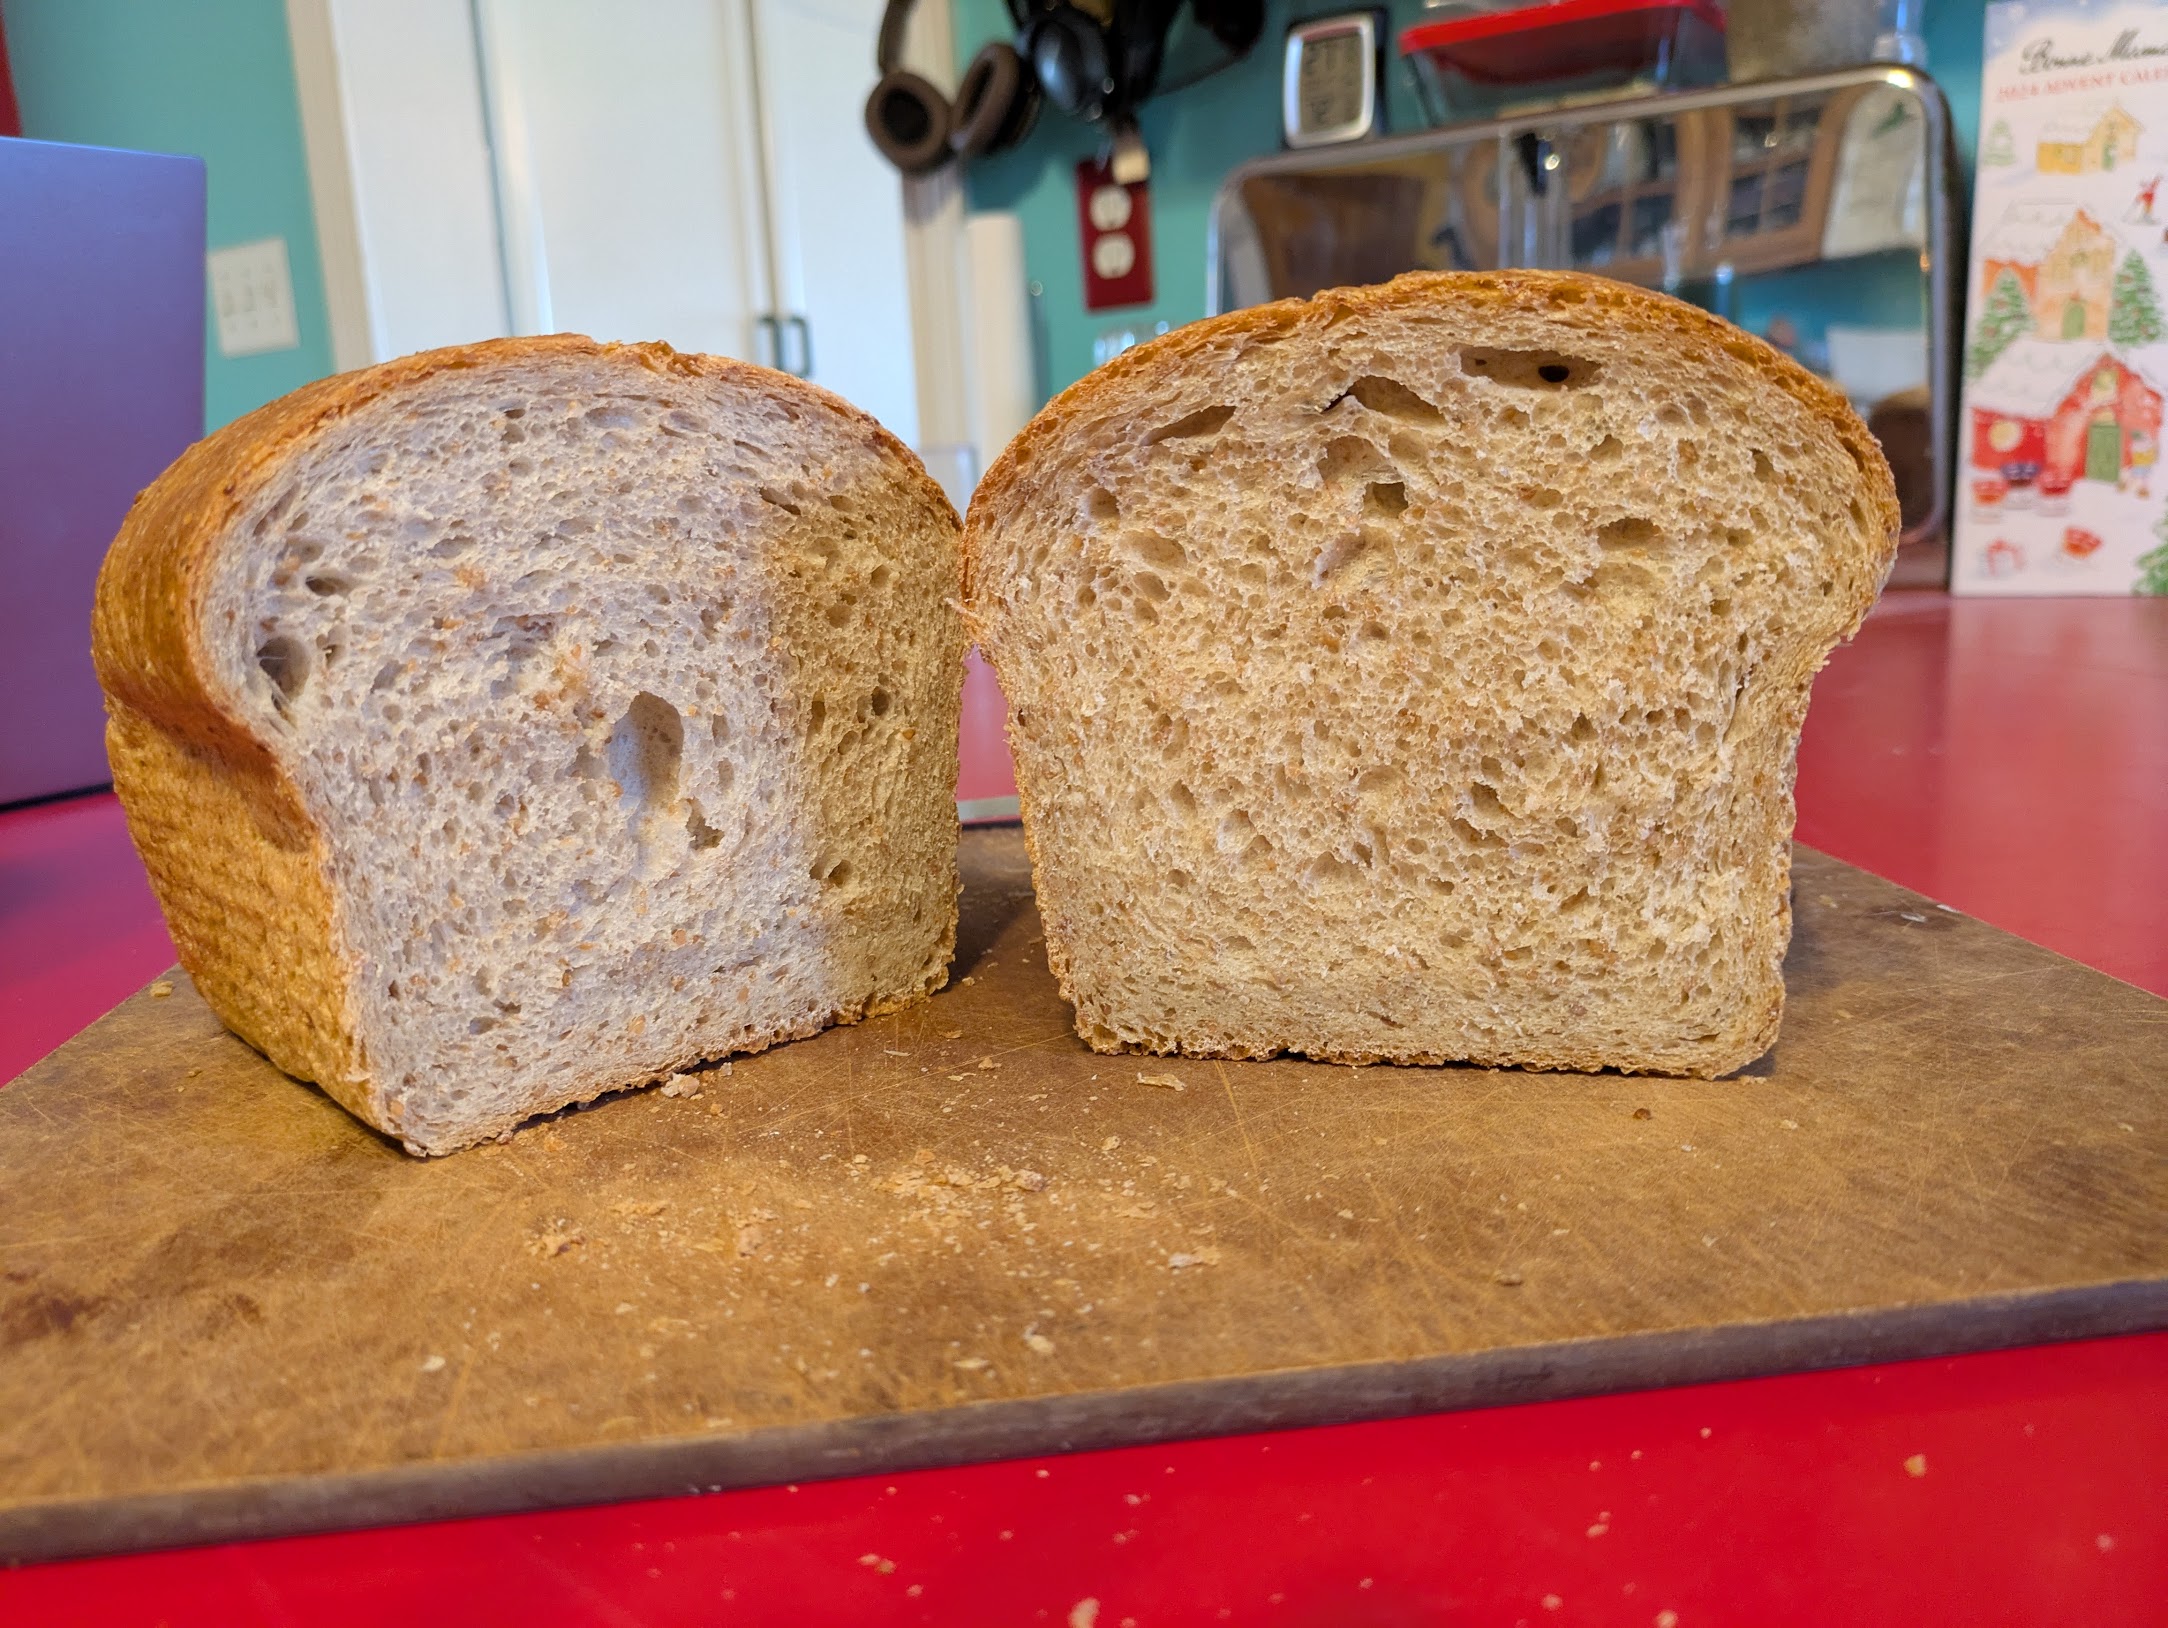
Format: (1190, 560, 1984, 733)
(1023, 8, 1111, 122)
(864, 70, 954, 174)
(950, 42, 1040, 158)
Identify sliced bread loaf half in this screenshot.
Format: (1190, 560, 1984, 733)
(966, 271, 1898, 1076)
(94, 337, 963, 1153)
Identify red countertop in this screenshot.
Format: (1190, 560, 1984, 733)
(2, 591, 2163, 1623)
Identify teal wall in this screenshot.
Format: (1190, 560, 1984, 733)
(2, 0, 334, 430)
(959, 0, 1994, 406)
(959, 0, 1445, 396)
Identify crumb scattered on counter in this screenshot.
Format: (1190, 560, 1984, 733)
(148, 981, 174, 999)
(1136, 1073, 1185, 1091)
(1905, 1454, 1927, 1477)
(527, 1222, 583, 1258)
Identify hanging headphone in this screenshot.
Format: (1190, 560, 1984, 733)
(866, 0, 1263, 175)
(866, 0, 1043, 175)
(1014, 0, 1262, 120)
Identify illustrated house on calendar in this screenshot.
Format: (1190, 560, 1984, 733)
(2035, 101, 2142, 173)
(1978, 202, 2118, 340)
(1970, 339, 2163, 489)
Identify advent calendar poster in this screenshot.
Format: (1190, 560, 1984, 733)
(1954, 0, 2168, 594)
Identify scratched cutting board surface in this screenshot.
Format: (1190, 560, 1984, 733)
(2, 829, 2164, 1563)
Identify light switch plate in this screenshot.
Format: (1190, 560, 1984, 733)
(208, 237, 300, 357)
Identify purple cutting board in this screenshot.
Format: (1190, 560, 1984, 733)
(0, 136, 204, 805)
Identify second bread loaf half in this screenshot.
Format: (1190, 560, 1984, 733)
(96, 337, 963, 1153)
(966, 271, 1899, 1077)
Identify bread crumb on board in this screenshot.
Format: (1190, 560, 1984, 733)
(148, 980, 174, 999)
(1904, 1453, 1928, 1477)
(1136, 1072, 1186, 1091)
(526, 1222, 583, 1258)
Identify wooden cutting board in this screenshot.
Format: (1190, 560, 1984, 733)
(2, 829, 2163, 1564)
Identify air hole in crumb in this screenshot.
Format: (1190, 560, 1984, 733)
(869, 686, 892, 717)
(1365, 480, 1409, 517)
(685, 801, 724, 850)
(759, 486, 801, 515)
(1450, 816, 1503, 850)
(1121, 530, 1187, 570)
(1086, 486, 1120, 522)
(808, 696, 827, 733)
(607, 692, 683, 816)
(1459, 347, 1601, 389)
(256, 636, 308, 703)
(1753, 450, 1777, 483)
(304, 572, 350, 597)
(1318, 435, 1388, 482)
(1598, 516, 1661, 549)
(1144, 404, 1235, 444)
(1337, 375, 1443, 422)
(813, 855, 854, 887)
(585, 405, 638, 430)
(1590, 434, 1624, 462)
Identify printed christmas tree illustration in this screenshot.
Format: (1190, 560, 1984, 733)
(2138, 508, 2168, 596)
(1967, 268, 2034, 380)
(2108, 250, 2165, 348)
(1983, 118, 2015, 166)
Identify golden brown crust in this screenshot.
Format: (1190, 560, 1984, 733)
(93, 335, 955, 1125)
(964, 270, 1898, 1079)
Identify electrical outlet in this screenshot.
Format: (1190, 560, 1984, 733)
(207, 237, 300, 357)
(1076, 160, 1153, 313)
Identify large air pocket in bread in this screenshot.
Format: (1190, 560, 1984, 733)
(94, 337, 963, 1153)
(965, 271, 1899, 1076)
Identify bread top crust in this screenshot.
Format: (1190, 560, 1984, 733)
(963, 269, 1900, 607)
(93, 335, 959, 758)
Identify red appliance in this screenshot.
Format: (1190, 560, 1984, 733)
(1400, 0, 1728, 125)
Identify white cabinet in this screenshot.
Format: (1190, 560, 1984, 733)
(750, 0, 922, 444)
(290, 0, 919, 445)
